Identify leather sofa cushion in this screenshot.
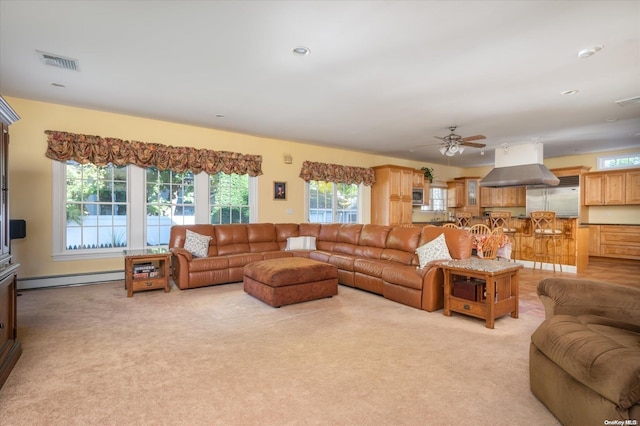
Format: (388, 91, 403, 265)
(215, 224, 250, 255)
(244, 258, 337, 287)
(381, 265, 424, 290)
(189, 256, 229, 272)
(531, 314, 640, 409)
(354, 258, 398, 278)
(359, 224, 391, 248)
(386, 226, 422, 252)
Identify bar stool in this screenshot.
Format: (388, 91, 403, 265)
(455, 212, 472, 229)
(531, 211, 563, 272)
(489, 211, 517, 261)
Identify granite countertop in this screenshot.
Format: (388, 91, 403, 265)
(581, 223, 640, 226)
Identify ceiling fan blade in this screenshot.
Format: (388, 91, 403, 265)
(460, 141, 486, 148)
(460, 135, 486, 142)
(433, 136, 447, 141)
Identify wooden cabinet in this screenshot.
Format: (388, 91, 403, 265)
(480, 187, 525, 208)
(588, 225, 600, 256)
(598, 225, 640, 260)
(371, 165, 415, 225)
(412, 170, 425, 188)
(447, 180, 464, 208)
(625, 170, 640, 204)
(584, 168, 640, 205)
(449, 177, 480, 216)
(0, 96, 20, 390)
(502, 187, 526, 207)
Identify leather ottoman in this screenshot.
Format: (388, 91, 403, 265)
(243, 258, 338, 307)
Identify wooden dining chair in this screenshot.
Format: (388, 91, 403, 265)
(467, 223, 491, 235)
(489, 211, 517, 260)
(442, 223, 459, 229)
(480, 227, 504, 260)
(455, 212, 472, 229)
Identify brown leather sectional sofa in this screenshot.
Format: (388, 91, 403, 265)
(168, 223, 473, 312)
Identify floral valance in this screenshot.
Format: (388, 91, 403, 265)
(298, 160, 376, 186)
(45, 130, 263, 176)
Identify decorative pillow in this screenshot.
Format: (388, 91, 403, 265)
(415, 233, 452, 268)
(285, 236, 317, 251)
(183, 229, 211, 258)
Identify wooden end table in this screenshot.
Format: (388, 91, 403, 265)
(440, 258, 523, 329)
(123, 248, 171, 297)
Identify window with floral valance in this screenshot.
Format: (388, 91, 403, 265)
(45, 130, 263, 176)
(298, 160, 375, 186)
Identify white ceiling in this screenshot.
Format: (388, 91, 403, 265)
(1, 1, 639, 168)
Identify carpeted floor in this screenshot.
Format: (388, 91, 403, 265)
(0, 281, 559, 425)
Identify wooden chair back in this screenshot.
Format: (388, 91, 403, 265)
(468, 223, 491, 235)
(481, 227, 504, 260)
(442, 223, 459, 229)
(530, 211, 562, 236)
(455, 212, 472, 228)
(489, 211, 514, 232)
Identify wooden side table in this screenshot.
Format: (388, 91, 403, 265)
(440, 258, 523, 329)
(123, 249, 171, 297)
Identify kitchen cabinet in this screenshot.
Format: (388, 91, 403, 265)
(449, 177, 480, 216)
(584, 168, 640, 205)
(625, 170, 640, 204)
(447, 180, 464, 208)
(412, 170, 425, 188)
(588, 225, 600, 256)
(480, 187, 525, 207)
(598, 225, 640, 260)
(371, 165, 415, 225)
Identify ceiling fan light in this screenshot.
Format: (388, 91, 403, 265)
(449, 143, 459, 153)
(446, 148, 455, 157)
(458, 146, 465, 154)
(439, 146, 448, 155)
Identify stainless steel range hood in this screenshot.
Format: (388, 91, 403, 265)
(479, 142, 559, 188)
(479, 163, 559, 187)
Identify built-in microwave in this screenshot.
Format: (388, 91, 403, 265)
(412, 188, 424, 206)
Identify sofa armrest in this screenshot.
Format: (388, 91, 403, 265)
(170, 247, 193, 262)
(537, 277, 640, 325)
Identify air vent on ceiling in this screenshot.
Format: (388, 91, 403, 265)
(615, 96, 640, 107)
(36, 50, 79, 71)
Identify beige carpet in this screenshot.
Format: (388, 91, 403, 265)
(0, 281, 559, 425)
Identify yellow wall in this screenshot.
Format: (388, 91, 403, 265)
(6, 96, 453, 279)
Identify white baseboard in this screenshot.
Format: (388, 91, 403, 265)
(17, 271, 124, 290)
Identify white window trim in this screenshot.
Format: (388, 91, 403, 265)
(597, 152, 640, 170)
(304, 181, 368, 224)
(52, 161, 258, 261)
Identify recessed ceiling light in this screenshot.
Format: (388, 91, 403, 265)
(561, 89, 579, 96)
(578, 45, 604, 58)
(292, 46, 310, 56)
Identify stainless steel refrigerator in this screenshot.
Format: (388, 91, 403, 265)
(526, 186, 580, 217)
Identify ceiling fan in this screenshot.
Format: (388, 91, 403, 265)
(434, 126, 486, 156)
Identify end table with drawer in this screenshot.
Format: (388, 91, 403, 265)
(123, 248, 172, 297)
(440, 258, 523, 329)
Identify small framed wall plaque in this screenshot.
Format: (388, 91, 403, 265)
(274, 181, 287, 200)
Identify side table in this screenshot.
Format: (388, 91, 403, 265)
(440, 258, 523, 329)
(123, 248, 171, 297)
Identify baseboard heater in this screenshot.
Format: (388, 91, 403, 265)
(17, 270, 125, 290)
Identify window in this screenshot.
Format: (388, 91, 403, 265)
(53, 162, 255, 260)
(145, 168, 195, 246)
(308, 181, 359, 223)
(209, 173, 250, 224)
(598, 152, 640, 170)
(64, 161, 128, 250)
(421, 185, 448, 211)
